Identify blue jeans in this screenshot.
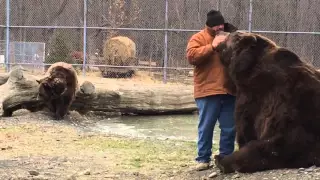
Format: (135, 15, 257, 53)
(195, 94, 236, 163)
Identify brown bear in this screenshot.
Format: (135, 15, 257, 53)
(213, 31, 320, 173)
(36, 62, 78, 120)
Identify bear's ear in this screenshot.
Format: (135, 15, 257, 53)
(36, 77, 48, 84)
(224, 23, 238, 33)
(237, 34, 257, 47)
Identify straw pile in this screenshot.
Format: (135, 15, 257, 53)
(102, 36, 136, 66)
(100, 36, 137, 78)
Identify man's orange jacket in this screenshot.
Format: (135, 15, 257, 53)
(186, 28, 231, 99)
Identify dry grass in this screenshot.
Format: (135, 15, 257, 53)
(0, 119, 200, 176)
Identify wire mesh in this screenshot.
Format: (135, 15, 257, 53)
(216, 0, 250, 31)
(84, 29, 166, 80)
(9, 0, 84, 27)
(256, 33, 320, 68)
(252, 0, 320, 32)
(167, 0, 249, 30)
(168, 0, 217, 30)
(87, 0, 165, 29)
(0, 28, 5, 71)
(8, 28, 84, 73)
(2, 0, 320, 83)
(0, 0, 5, 26)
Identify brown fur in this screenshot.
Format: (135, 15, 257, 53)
(37, 62, 78, 120)
(214, 31, 320, 173)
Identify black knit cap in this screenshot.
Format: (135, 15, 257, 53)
(206, 10, 225, 27)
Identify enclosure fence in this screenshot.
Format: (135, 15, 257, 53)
(0, 0, 319, 84)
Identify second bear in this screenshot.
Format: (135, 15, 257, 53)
(36, 62, 78, 120)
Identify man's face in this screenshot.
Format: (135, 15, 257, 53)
(207, 24, 225, 36)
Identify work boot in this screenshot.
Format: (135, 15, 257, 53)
(192, 162, 210, 171)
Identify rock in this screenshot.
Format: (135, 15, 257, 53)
(67, 175, 77, 180)
(29, 170, 40, 176)
(78, 168, 91, 175)
(180, 164, 187, 167)
(201, 176, 208, 180)
(298, 168, 305, 171)
(232, 174, 240, 179)
(31, 176, 49, 180)
(50, 157, 59, 161)
(208, 172, 217, 178)
(104, 175, 120, 178)
(1, 146, 12, 150)
(61, 157, 68, 162)
(43, 172, 56, 176)
(306, 166, 316, 172)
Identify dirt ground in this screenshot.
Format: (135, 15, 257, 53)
(0, 66, 320, 179)
(1, 111, 320, 180)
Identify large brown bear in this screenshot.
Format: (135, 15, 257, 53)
(36, 62, 78, 120)
(213, 31, 320, 173)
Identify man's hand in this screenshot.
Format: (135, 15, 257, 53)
(212, 34, 227, 48)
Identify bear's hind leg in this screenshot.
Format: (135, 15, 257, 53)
(216, 127, 318, 173)
(289, 142, 320, 168)
(215, 136, 287, 173)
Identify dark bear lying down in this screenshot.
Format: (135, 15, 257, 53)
(36, 62, 78, 120)
(213, 31, 320, 173)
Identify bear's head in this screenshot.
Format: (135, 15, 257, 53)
(36, 77, 67, 101)
(216, 32, 260, 75)
(216, 32, 281, 76)
(215, 31, 300, 93)
(214, 32, 260, 93)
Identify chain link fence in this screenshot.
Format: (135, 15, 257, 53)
(0, 40, 5, 69)
(251, 0, 320, 67)
(0, 0, 319, 83)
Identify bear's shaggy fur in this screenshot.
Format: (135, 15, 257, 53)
(36, 62, 78, 120)
(214, 31, 320, 173)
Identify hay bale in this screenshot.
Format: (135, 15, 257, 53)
(102, 36, 137, 67)
(101, 36, 138, 78)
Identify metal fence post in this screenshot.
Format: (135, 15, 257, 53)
(82, 0, 87, 76)
(163, 0, 168, 84)
(5, 0, 10, 72)
(248, 0, 253, 32)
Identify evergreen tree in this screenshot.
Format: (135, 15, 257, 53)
(45, 32, 74, 67)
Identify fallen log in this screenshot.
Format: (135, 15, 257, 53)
(0, 73, 9, 86)
(0, 66, 197, 117)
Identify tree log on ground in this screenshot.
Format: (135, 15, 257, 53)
(0, 66, 197, 117)
(0, 73, 9, 86)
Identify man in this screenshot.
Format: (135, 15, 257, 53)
(186, 10, 237, 171)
